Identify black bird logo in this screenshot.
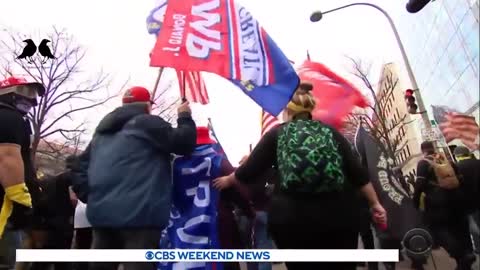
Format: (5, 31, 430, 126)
(38, 39, 55, 64)
(16, 39, 37, 64)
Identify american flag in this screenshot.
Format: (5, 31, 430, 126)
(440, 112, 479, 150)
(261, 110, 280, 136)
(176, 70, 209, 104)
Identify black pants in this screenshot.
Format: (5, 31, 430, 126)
(428, 215, 474, 269)
(269, 222, 358, 270)
(72, 228, 93, 270)
(90, 228, 161, 270)
(359, 226, 378, 270)
(30, 229, 74, 270)
(378, 238, 400, 270)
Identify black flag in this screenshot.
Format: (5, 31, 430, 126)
(354, 125, 423, 240)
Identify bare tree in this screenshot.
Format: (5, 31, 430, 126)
(37, 125, 86, 159)
(151, 77, 179, 124)
(346, 57, 411, 166)
(0, 26, 127, 161)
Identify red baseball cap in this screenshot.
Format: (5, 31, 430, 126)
(0, 76, 45, 97)
(196, 127, 216, 145)
(122, 86, 154, 104)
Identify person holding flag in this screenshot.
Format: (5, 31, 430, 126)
(161, 126, 254, 270)
(213, 84, 386, 270)
(71, 86, 196, 270)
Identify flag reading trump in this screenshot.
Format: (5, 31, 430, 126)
(149, 0, 300, 116)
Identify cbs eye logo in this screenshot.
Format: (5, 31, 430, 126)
(16, 39, 56, 64)
(145, 251, 154, 260)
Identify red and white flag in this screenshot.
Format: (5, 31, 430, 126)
(261, 110, 280, 136)
(440, 112, 479, 150)
(176, 70, 209, 105)
(297, 60, 368, 130)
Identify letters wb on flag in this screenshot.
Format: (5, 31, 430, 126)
(149, 0, 300, 116)
(147, 0, 210, 105)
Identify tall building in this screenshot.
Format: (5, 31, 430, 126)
(392, 0, 479, 117)
(375, 63, 423, 176)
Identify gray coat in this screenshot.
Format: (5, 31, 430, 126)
(71, 104, 196, 228)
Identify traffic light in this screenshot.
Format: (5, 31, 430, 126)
(406, 0, 432, 13)
(405, 89, 418, 114)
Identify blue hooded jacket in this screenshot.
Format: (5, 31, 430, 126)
(71, 104, 196, 228)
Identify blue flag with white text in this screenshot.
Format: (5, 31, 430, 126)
(158, 145, 223, 270)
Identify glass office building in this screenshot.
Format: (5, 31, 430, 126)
(392, 0, 479, 116)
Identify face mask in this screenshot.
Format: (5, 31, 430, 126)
(14, 98, 35, 115)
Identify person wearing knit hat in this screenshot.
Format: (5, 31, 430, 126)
(213, 85, 386, 270)
(70, 86, 197, 270)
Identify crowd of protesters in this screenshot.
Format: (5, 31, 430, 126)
(0, 76, 478, 270)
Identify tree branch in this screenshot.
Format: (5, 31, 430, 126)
(0, 26, 121, 161)
(347, 56, 410, 166)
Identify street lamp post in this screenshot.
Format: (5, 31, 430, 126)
(310, 2, 432, 131)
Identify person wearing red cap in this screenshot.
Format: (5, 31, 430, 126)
(0, 76, 46, 265)
(70, 86, 196, 270)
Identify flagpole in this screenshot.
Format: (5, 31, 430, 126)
(151, 67, 165, 100)
(181, 70, 186, 101)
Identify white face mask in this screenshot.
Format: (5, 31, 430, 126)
(15, 98, 34, 115)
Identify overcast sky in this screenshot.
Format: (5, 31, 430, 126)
(0, 0, 410, 164)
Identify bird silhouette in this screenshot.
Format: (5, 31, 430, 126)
(16, 39, 37, 64)
(38, 39, 55, 64)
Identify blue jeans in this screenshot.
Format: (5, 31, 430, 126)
(238, 211, 273, 270)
